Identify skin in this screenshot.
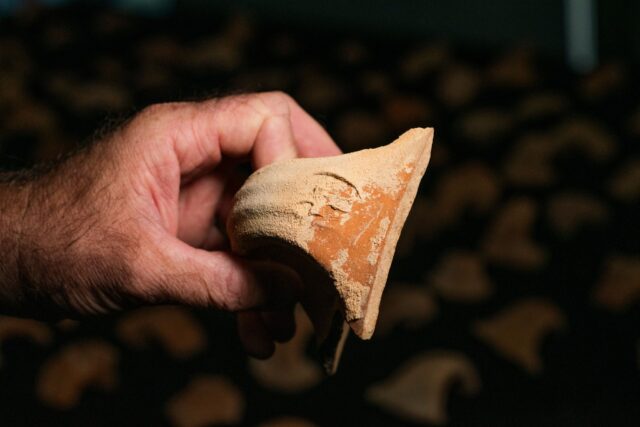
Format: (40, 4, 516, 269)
(0, 91, 341, 358)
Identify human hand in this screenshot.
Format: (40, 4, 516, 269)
(0, 92, 341, 358)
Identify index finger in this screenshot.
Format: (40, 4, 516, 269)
(164, 91, 341, 175)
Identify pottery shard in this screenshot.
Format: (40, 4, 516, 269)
(609, 158, 640, 202)
(116, 306, 206, 359)
(457, 108, 513, 143)
(428, 251, 493, 302)
(593, 256, 640, 311)
(474, 298, 566, 374)
(375, 283, 438, 337)
(546, 192, 609, 237)
(37, 340, 119, 409)
(483, 197, 546, 270)
(250, 305, 323, 392)
(486, 48, 537, 88)
(0, 316, 52, 347)
(366, 351, 481, 425)
(505, 119, 615, 187)
(228, 128, 433, 369)
(437, 64, 480, 108)
(166, 376, 244, 427)
(0, 316, 52, 367)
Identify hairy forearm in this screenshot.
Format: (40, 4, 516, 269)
(0, 143, 144, 318)
(0, 172, 35, 313)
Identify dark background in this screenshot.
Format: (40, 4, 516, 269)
(0, 1, 639, 426)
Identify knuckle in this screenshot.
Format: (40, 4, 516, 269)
(133, 102, 188, 128)
(256, 91, 292, 115)
(138, 102, 173, 119)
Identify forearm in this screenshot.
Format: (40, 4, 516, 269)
(0, 146, 142, 318)
(0, 172, 34, 314)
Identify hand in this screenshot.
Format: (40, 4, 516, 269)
(0, 92, 341, 358)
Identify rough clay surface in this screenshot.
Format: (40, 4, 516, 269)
(228, 128, 434, 343)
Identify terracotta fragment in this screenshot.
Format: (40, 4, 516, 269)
(418, 162, 501, 237)
(0, 316, 52, 366)
(546, 192, 609, 236)
(395, 161, 498, 255)
(436, 64, 480, 108)
(505, 119, 615, 187)
(593, 256, 640, 311)
(383, 95, 432, 131)
(474, 298, 566, 374)
(37, 340, 119, 409)
(482, 198, 546, 270)
(135, 36, 184, 66)
(335, 110, 388, 152)
(166, 376, 244, 427)
(228, 128, 434, 372)
(360, 71, 393, 97)
(375, 283, 438, 337)
(580, 62, 625, 100)
(456, 108, 513, 143)
(184, 37, 242, 71)
(0, 316, 52, 347)
(553, 118, 616, 161)
(250, 305, 323, 392)
(297, 66, 347, 111)
(516, 93, 569, 121)
(608, 158, 640, 202)
(504, 132, 559, 186)
(46, 74, 131, 112)
(428, 251, 493, 302)
(116, 306, 206, 359)
(400, 43, 450, 81)
(366, 351, 481, 425)
(486, 48, 537, 88)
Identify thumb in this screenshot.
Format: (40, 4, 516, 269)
(142, 237, 300, 311)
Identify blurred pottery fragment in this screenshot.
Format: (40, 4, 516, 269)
(609, 158, 640, 202)
(117, 306, 206, 359)
(517, 93, 569, 121)
(166, 376, 244, 427)
(457, 108, 513, 142)
(37, 340, 119, 409)
(250, 306, 323, 392)
(335, 110, 388, 151)
(429, 251, 492, 302)
(483, 198, 546, 269)
(375, 283, 437, 337)
(437, 64, 480, 108)
(0, 316, 52, 367)
(474, 298, 565, 373)
(486, 48, 537, 88)
(593, 256, 640, 311)
(366, 351, 480, 425)
(580, 62, 625, 100)
(400, 43, 450, 81)
(546, 192, 608, 236)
